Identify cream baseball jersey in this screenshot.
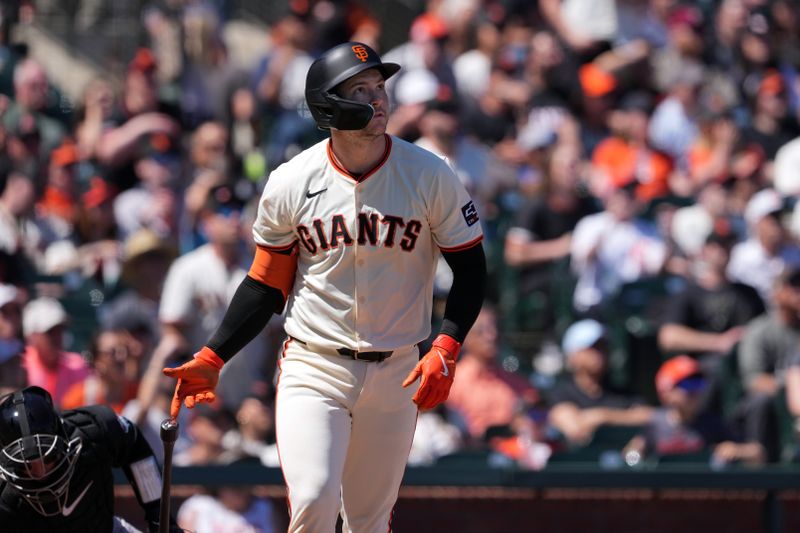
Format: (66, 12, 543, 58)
(252, 134, 483, 351)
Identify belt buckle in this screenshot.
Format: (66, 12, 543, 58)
(352, 351, 362, 361)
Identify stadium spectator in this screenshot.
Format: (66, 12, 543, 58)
(220, 392, 280, 467)
(2, 58, 65, 158)
(20, 297, 90, 406)
(504, 142, 597, 328)
(735, 269, 800, 461)
(61, 327, 142, 413)
(547, 318, 653, 447)
(100, 228, 175, 341)
(741, 69, 799, 160)
(0, 170, 41, 265)
(113, 135, 181, 240)
(252, 10, 316, 169)
(727, 188, 800, 303)
(178, 486, 281, 533)
(97, 48, 182, 191)
(0, 283, 25, 396)
(590, 90, 672, 203)
(570, 177, 667, 316)
(658, 229, 765, 361)
(623, 355, 766, 466)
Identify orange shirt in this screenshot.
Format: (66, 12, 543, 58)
(61, 376, 138, 413)
(592, 137, 672, 201)
(446, 356, 538, 438)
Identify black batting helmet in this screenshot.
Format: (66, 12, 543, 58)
(305, 41, 400, 131)
(0, 386, 82, 516)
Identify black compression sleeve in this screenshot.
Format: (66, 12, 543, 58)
(439, 243, 487, 343)
(206, 275, 284, 361)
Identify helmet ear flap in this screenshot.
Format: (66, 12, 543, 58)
(324, 94, 374, 130)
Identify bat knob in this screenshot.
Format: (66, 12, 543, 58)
(160, 418, 179, 443)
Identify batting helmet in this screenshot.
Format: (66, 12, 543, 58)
(305, 42, 400, 130)
(0, 387, 82, 516)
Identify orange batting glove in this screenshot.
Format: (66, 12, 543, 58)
(402, 334, 460, 410)
(162, 347, 225, 419)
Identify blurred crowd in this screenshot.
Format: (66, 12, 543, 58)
(2, 0, 800, 528)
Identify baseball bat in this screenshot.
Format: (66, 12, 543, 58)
(159, 418, 179, 533)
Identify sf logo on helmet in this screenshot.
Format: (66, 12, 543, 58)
(352, 45, 369, 62)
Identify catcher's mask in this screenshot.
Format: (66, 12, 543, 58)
(305, 41, 400, 130)
(0, 386, 82, 516)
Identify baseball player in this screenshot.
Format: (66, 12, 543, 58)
(163, 41, 487, 532)
(0, 386, 181, 532)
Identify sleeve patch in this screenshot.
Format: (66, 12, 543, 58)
(130, 456, 162, 504)
(461, 201, 479, 227)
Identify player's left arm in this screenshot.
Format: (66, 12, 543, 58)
(85, 406, 180, 532)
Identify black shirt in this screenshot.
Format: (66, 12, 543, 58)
(513, 194, 598, 294)
(661, 280, 765, 347)
(547, 377, 639, 410)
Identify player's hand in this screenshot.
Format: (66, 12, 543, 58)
(402, 334, 460, 410)
(162, 347, 224, 418)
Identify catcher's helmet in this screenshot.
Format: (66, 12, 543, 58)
(305, 41, 400, 130)
(0, 386, 82, 516)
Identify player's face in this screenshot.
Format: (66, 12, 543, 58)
(338, 68, 389, 135)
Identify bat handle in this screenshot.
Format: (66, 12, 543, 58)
(159, 418, 179, 533)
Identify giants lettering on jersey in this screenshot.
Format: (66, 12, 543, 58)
(297, 213, 423, 255)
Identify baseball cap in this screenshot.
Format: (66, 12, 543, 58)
(579, 63, 617, 98)
(81, 177, 116, 209)
(50, 142, 80, 168)
(667, 5, 704, 31)
(206, 183, 246, 217)
(759, 70, 785, 97)
(655, 355, 703, 394)
(410, 13, 449, 43)
(561, 319, 606, 356)
(0, 284, 18, 309)
(128, 48, 157, 75)
(22, 298, 68, 336)
(744, 188, 783, 226)
(394, 69, 439, 106)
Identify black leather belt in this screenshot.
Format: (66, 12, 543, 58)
(290, 337, 393, 362)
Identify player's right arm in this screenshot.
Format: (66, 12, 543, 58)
(163, 164, 300, 419)
(162, 246, 297, 418)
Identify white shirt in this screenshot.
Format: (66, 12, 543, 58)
(727, 239, 800, 303)
(253, 136, 483, 351)
(178, 494, 277, 533)
(571, 212, 667, 311)
(159, 244, 250, 349)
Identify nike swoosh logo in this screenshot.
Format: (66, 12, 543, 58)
(437, 351, 449, 377)
(62, 481, 93, 517)
(306, 188, 327, 198)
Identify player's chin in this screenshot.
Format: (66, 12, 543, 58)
(367, 113, 388, 132)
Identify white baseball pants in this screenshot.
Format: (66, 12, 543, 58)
(275, 339, 419, 533)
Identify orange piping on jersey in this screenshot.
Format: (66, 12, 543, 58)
(439, 235, 483, 253)
(327, 134, 392, 183)
(275, 337, 291, 518)
(248, 244, 299, 301)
